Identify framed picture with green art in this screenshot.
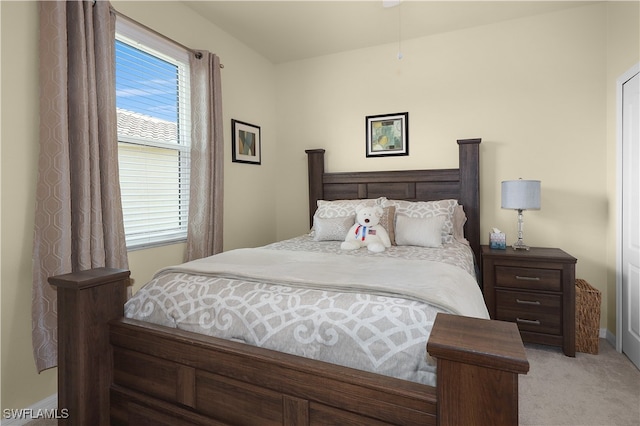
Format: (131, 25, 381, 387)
(232, 119, 261, 165)
(365, 112, 408, 157)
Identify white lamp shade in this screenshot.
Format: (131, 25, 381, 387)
(501, 180, 541, 210)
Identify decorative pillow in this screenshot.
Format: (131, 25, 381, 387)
(395, 214, 446, 248)
(452, 205, 469, 245)
(382, 199, 458, 243)
(312, 215, 356, 241)
(315, 197, 386, 219)
(378, 205, 396, 245)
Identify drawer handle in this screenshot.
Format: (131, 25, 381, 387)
(515, 275, 541, 281)
(516, 299, 541, 305)
(517, 318, 541, 325)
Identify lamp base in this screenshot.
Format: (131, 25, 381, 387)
(512, 209, 530, 250)
(512, 239, 530, 250)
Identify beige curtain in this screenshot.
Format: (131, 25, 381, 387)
(185, 51, 224, 261)
(33, 0, 128, 372)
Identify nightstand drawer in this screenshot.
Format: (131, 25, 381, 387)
(495, 290, 562, 335)
(495, 266, 561, 291)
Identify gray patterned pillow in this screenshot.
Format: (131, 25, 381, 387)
(315, 197, 386, 219)
(383, 199, 458, 244)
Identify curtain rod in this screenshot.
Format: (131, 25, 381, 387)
(110, 7, 224, 69)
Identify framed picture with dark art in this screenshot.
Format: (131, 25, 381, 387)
(365, 112, 408, 157)
(232, 119, 261, 165)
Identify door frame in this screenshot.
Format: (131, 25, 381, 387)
(616, 62, 640, 352)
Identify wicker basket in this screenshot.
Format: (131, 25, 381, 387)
(575, 279, 601, 354)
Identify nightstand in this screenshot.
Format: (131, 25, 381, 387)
(481, 246, 577, 357)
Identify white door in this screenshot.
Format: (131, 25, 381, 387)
(621, 68, 640, 370)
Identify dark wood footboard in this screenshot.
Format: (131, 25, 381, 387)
(50, 268, 528, 426)
(49, 268, 129, 426)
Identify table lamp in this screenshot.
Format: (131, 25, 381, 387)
(501, 179, 541, 250)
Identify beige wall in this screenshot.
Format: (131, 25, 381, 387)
(274, 3, 637, 344)
(276, 3, 610, 245)
(1, 0, 638, 413)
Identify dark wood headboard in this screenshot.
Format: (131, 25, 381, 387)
(306, 138, 481, 263)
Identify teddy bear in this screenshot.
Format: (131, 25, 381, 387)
(340, 204, 391, 253)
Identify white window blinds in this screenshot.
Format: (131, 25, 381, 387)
(115, 18, 191, 249)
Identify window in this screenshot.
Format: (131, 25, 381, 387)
(115, 18, 191, 249)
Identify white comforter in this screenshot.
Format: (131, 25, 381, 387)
(125, 240, 488, 386)
(160, 248, 488, 319)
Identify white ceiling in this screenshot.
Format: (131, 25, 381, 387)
(182, 1, 597, 64)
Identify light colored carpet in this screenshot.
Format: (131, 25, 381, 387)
(520, 339, 640, 425)
(24, 339, 639, 426)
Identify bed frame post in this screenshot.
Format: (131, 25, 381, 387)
(49, 268, 130, 426)
(457, 138, 481, 264)
(306, 148, 325, 228)
(428, 313, 529, 426)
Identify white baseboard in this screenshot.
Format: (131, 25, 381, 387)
(603, 328, 617, 349)
(1, 394, 57, 425)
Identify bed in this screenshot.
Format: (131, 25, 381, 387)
(50, 138, 529, 426)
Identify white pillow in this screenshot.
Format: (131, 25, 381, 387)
(395, 214, 446, 248)
(312, 215, 355, 241)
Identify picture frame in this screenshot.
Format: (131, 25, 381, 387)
(232, 119, 261, 165)
(365, 112, 409, 157)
